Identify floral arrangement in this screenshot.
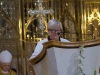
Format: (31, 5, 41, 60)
(75, 45, 85, 75)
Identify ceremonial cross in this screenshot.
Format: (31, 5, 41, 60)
(28, 0, 54, 31)
(28, 0, 54, 15)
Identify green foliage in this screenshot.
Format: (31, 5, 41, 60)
(94, 70, 96, 75)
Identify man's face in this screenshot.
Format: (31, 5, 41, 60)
(48, 25, 61, 40)
(1, 63, 11, 72)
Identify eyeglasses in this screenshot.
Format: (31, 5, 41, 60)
(49, 29, 61, 33)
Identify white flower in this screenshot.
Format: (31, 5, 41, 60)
(74, 45, 85, 75)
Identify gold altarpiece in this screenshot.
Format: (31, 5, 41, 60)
(82, 0, 100, 40)
(0, 0, 100, 75)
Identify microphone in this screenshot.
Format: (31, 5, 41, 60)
(57, 32, 61, 35)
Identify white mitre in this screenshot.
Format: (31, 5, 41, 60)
(0, 50, 12, 63)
